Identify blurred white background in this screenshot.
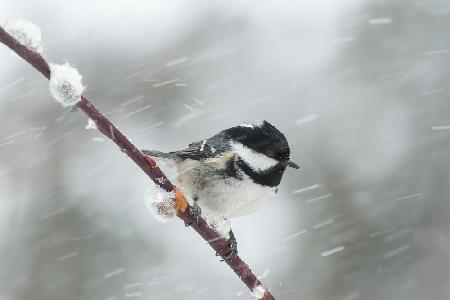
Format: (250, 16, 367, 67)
(1, 0, 450, 299)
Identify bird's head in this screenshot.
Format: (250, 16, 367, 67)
(223, 120, 299, 173)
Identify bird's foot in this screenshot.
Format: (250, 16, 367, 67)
(222, 230, 238, 261)
(184, 198, 202, 227)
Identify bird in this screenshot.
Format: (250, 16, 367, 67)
(142, 120, 299, 258)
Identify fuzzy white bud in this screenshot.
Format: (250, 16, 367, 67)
(144, 186, 176, 223)
(49, 63, 85, 107)
(4, 19, 43, 53)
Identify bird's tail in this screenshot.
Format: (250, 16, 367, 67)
(141, 149, 179, 160)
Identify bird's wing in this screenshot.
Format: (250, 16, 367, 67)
(170, 140, 210, 161)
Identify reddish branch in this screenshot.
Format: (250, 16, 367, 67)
(0, 26, 275, 299)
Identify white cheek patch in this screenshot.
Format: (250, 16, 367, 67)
(231, 142, 279, 172)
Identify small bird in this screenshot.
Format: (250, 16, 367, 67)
(142, 120, 299, 257)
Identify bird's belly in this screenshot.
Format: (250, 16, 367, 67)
(196, 178, 276, 218)
(175, 158, 277, 218)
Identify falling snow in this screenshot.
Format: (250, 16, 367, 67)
(321, 246, 345, 257)
(153, 78, 180, 88)
(305, 193, 332, 203)
(85, 118, 97, 130)
(0, 77, 25, 93)
(341, 291, 360, 300)
(56, 251, 79, 261)
(281, 230, 307, 242)
(432, 125, 450, 131)
(424, 49, 450, 55)
(125, 104, 152, 117)
(419, 89, 443, 96)
(384, 244, 411, 259)
(293, 184, 320, 194)
(165, 57, 189, 67)
(104, 268, 126, 278)
(313, 218, 334, 229)
(396, 193, 422, 201)
(368, 18, 392, 25)
(295, 114, 318, 125)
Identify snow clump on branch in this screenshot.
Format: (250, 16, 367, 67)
(252, 285, 267, 299)
(144, 185, 177, 223)
(205, 215, 231, 239)
(4, 19, 43, 53)
(49, 63, 85, 107)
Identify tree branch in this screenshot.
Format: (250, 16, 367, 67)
(0, 26, 275, 299)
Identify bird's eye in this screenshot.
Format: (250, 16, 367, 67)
(266, 151, 275, 157)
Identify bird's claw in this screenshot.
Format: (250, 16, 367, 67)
(222, 230, 238, 261)
(184, 198, 201, 227)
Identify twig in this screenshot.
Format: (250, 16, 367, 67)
(0, 26, 275, 300)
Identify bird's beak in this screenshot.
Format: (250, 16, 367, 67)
(284, 160, 300, 169)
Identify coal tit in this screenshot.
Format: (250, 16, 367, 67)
(142, 120, 299, 257)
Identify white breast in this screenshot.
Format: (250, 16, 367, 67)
(195, 176, 276, 218)
(175, 154, 277, 219)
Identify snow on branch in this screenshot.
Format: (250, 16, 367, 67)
(205, 215, 231, 239)
(49, 63, 85, 107)
(145, 185, 177, 222)
(0, 23, 275, 300)
(253, 285, 268, 299)
(4, 19, 42, 54)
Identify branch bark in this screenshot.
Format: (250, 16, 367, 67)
(0, 26, 275, 300)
